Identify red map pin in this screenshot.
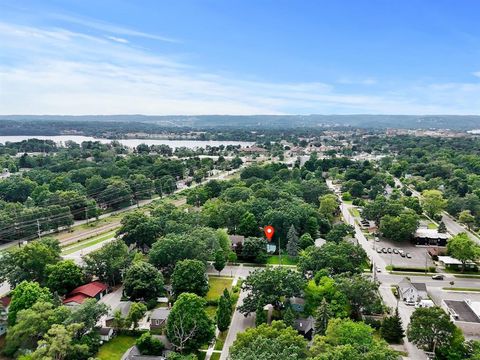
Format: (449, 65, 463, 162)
(264, 225, 275, 241)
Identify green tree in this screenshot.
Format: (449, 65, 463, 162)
(45, 260, 84, 296)
(136, 332, 165, 355)
(239, 267, 305, 315)
(213, 250, 226, 275)
(29, 323, 88, 360)
(447, 233, 480, 272)
(117, 211, 160, 250)
(310, 318, 397, 360)
(422, 189, 447, 219)
(8, 281, 52, 325)
(4, 301, 70, 357)
(241, 237, 268, 263)
(299, 233, 315, 250)
(64, 298, 108, 335)
(325, 224, 354, 243)
(283, 306, 296, 328)
(335, 274, 381, 320)
(171, 260, 209, 297)
(380, 308, 404, 343)
(459, 210, 476, 230)
(124, 261, 164, 301)
(127, 302, 147, 330)
(230, 321, 308, 360)
(216, 293, 232, 332)
(319, 194, 339, 222)
(286, 225, 300, 257)
(0, 237, 61, 287)
(238, 211, 259, 237)
(297, 241, 367, 276)
(407, 307, 456, 352)
(83, 239, 131, 286)
(166, 293, 215, 353)
(379, 209, 419, 242)
(314, 298, 332, 336)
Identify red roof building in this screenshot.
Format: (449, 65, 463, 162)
(63, 281, 109, 305)
(0, 296, 10, 308)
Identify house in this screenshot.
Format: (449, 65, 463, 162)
(150, 308, 171, 330)
(106, 301, 132, 327)
(288, 297, 306, 313)
(398, 278, 428, 303)
(241, 146, 267, 154)
(98, 327, 114, 342)
(438, 256, 478, 271)
(293, 316, 315, 340)
(414, 228, 449, 246)
(229, 235, 245, 250)
(63, 281, 109, 306)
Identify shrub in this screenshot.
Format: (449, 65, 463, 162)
(136, 332, 165, 355)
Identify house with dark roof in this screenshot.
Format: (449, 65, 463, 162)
(150, 308, 171, 330)
(63, 281, 109, 306)
(229, 235, 245, 250)
(398, 278, 427, 303)
(106, 301, 132, 327)
(293, 316, 314, 340)
(121, 335, 173, 360)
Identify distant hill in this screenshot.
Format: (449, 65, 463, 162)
(1, 114, 479, 130)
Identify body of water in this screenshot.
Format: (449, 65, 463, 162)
(0, 135, 253, 149)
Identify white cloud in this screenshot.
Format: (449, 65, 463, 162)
(473, 71, 480, 78)
(0, 20, 479, 115)
(106, 35, 129, 44)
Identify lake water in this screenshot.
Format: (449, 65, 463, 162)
(0, 135, 253, 149)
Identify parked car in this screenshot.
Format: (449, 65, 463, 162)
(432, 274, 445, 280)
(376, 248, 382, 253)
(382, 248, 387, 253)
(415, 299, 435, 308)
(399, 250, 406, 257)
(387, 248, 392, 253)
(393, 248, 399, 254)
(375, 237, 380, 242)
(406, 253, 412, 258)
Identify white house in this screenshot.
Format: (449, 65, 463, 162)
(398, 278, 428, 303)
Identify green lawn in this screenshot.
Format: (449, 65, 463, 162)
(266, 255, 297, 265)
(214, 331, 228, 351)
(427, 222, 438, 229)
(349, 208, 361, 217)
(97, 335, 136, 360)
(206, 277, 233, 301)
(443, 287, 480, 292)
(211, 352, 221, 360)
(62, 230, 116, 255)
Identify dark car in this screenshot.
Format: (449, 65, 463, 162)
(432, 274, 444, 280)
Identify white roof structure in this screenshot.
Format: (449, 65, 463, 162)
(415, 228, 449, 240)
(438, 256, 475, 266)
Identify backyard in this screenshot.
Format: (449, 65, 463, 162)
(97, 334, 136, 360)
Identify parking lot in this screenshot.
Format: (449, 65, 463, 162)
(373, 237, 435, 268)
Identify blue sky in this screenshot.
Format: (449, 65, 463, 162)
(0, 0, 479, 115)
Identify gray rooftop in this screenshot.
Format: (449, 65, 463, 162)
(445, 300, 480, 323)
(151, 307, 171, 320)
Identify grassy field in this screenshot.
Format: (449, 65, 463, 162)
(266, 255, 297, 265)
(427, 222, 438, 229)
(206, 277, 233, 301)
(62, 230, 116, 255)
(97, 335, 136, 360)
(443, 287, 480, 292)
(349, 208, 361, 217)
(210, 352, 221, 360)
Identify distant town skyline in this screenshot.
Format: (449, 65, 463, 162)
(1, 0, 479, 115)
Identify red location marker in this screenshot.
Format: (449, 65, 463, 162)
(264, 226, 275, 241)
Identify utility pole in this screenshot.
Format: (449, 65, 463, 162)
(37, 219, 41, 239)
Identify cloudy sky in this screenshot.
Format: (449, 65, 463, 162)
(0, 0, 479, 115)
